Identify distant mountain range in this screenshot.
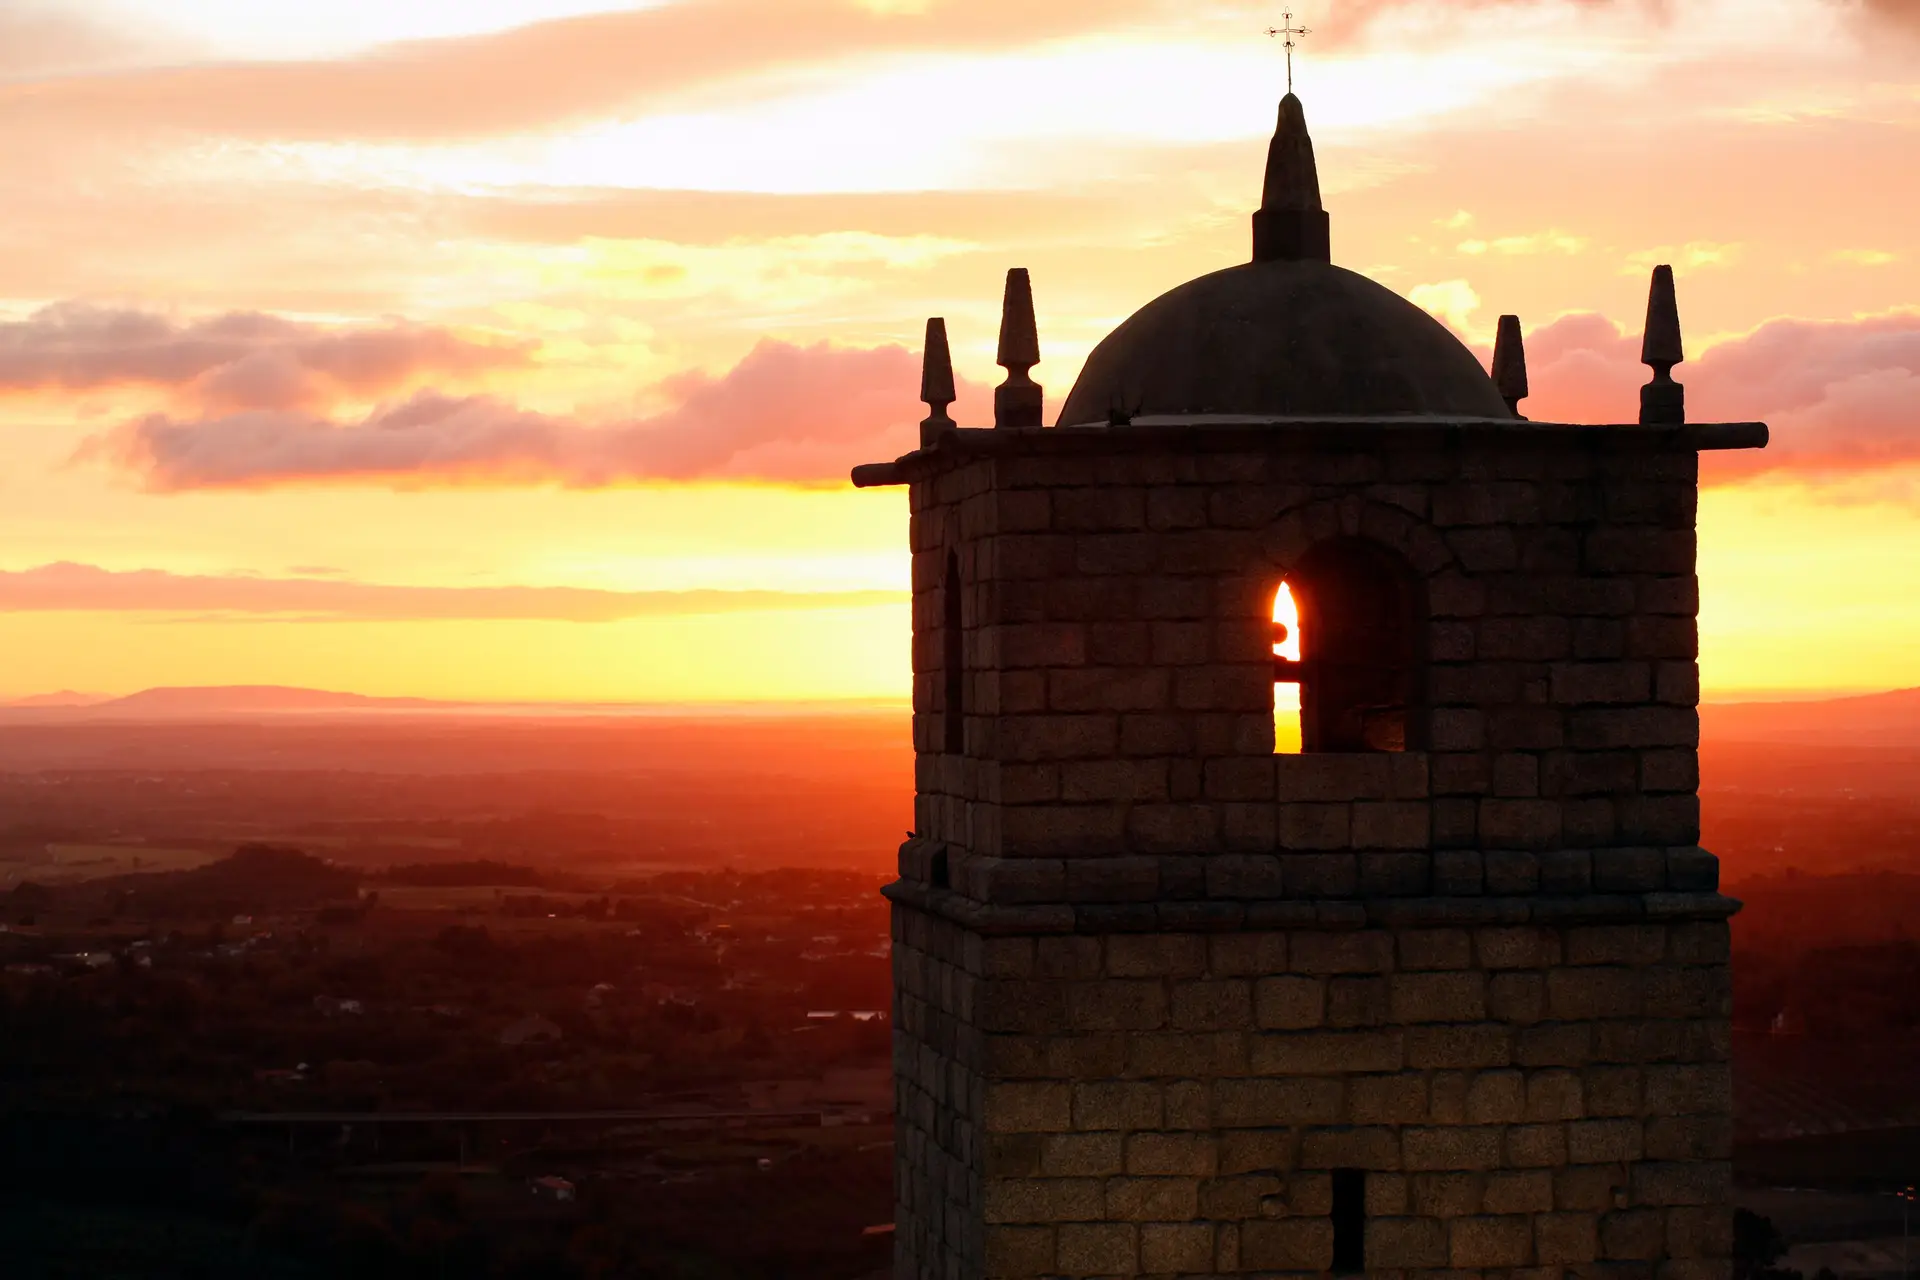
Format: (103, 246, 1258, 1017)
(0, 684, 901, 720)
(1701, 686, 1920, 747)
(1, 683, 1916, 742)
(4, 690, 112, 708)
(105, 685, 456, 713)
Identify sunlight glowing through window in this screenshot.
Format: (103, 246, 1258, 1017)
(1274, 582, 1302, 755)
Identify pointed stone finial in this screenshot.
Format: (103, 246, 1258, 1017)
(1252, 93, 1330, 264)
(994, 268, 1043, 428)
(1491, 314, 1529, 416)
(919, 317, 955, 448)
(1640, 265, 1685, 425)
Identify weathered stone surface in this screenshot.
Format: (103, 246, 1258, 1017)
(1241, 1217, 1335, 1271)
(1055, 1221, 1137, 1274)
(1404, 1126, 1505, 1171)
(1451, 1213, 1537, 1267)
(1370, 1214, 1450, 1267)
(1254, 975, 1326, 1029)
(1140, 1221, 1214, 1272)
(1484, 1169, 1556, 1215)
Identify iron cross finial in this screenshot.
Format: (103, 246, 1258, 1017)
(1266, 11, 1311, 94)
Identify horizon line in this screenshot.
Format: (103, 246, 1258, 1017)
(2, 684, 1913, 715)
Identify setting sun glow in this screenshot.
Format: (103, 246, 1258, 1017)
(1273, 582, 1302, 754)
(0, 1, 1915, 705)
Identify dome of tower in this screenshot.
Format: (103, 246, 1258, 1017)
(1057, 260, 1513, 424)
(1056, 95, 1514, 426)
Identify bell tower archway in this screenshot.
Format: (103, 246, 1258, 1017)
(1281, 537, 1426, 754)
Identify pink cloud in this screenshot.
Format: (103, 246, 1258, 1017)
(90, 310, 1920, 493)
(1861, 0, 1920, 30)
(97, 338, 982, 490)
(0, 303, 529, 411)
(1320, 0, 1920, 45)
(0, 562, 902, 622)
(1522, 309, 1920, 480)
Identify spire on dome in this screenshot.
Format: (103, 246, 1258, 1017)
(1252, 93, 1330, 264)
(1262, 94, 1322, 212)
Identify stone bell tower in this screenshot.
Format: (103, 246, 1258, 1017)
(854, 92, 1765, 1280)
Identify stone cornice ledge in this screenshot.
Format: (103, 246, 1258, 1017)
(851, 419, 1769, 487)
(883, 878, 1741, 935)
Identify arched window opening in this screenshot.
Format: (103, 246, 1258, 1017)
(943, 552, 964, 755)
(1274, 539, 1425, 754)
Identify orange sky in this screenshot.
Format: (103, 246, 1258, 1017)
(1, 0, 1917, 702)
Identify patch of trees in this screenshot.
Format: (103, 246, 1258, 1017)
(1733, 1209, 1844, 1280)
(8, 880, 51, 925)
(1734, 871, 1920, 953)
(56, 845, 362, 920)
(1736, 940, 1920, 1034)
(379, 861, 551, 889)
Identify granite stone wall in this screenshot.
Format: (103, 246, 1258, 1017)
(896, 900, 988, 1280)
(887, 425, 1733, 1280)
(892, 910, 1732, 1280)
(903, 436, 1701, 905)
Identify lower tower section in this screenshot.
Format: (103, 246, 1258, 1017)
(891, 883, 1733, 1280)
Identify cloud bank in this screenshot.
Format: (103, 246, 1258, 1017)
(0, 0, 1166, 145)
(1, 303, 529, 411)
(99, 338, 970, 490)
(1861, 0, 1920, 30)
(1324, 0, 1920, 43)
(0, 562, 903, 622)
(0, 9, 140, 80)
(91, 313, 1920, 491)
(1313, 0, 1635, 44)
(1523, 310, 1920, 479)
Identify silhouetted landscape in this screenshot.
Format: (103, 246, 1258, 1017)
(0, 703, 911, 878)
(0, 701, 908, 1276)
(2, 692, 1919, 1276)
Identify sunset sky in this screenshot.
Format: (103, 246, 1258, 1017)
(1, 0, 1917, 703)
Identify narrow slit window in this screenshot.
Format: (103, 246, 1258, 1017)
(943, 552, 964, 755)
(1331, 1168, 1366, 1273)
(1273, 582, 1303, 755)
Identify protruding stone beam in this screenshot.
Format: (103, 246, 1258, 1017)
(850, 461, 904, 488)
(994, 268, 1043, 428)
(1491, 314, 1529, 417)
(1640, 264, 1686, 425)
(919, 317, 956, 448)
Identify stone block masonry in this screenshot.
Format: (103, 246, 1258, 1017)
(893, 908, 1732, 1279)
(895, 904, 988, 1279)
(878, 415, 1744, 1280)
(904, 432, 1708, 884)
